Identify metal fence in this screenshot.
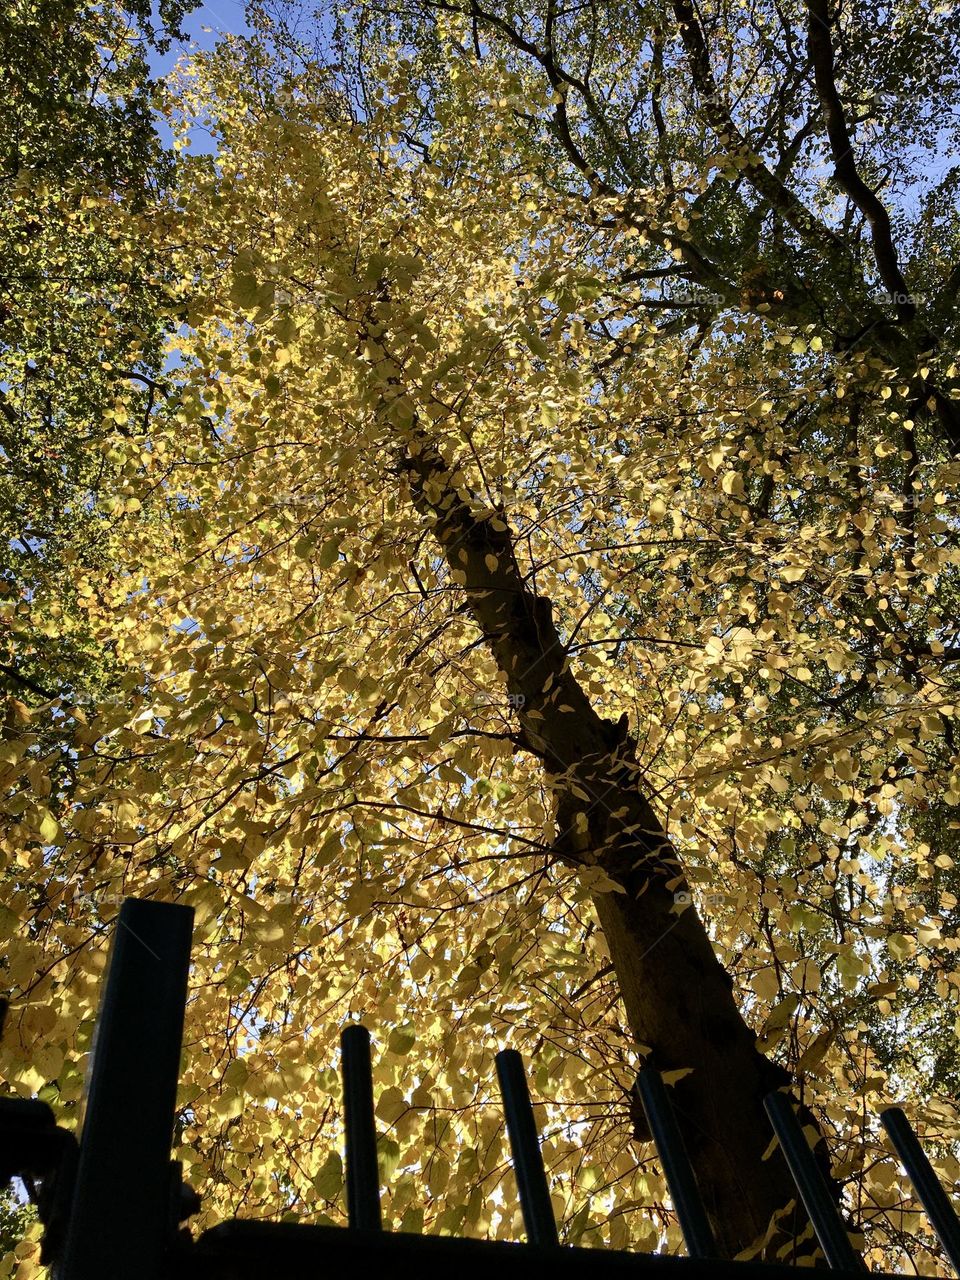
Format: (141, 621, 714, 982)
(2, 898, 959, 1279)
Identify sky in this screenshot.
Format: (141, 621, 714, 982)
(153, 0, 250, 71)
(150, 0, 251, 150)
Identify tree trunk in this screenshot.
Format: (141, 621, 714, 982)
(591, 826, 811, 1259)
(398, 428, 837, 1258)
(546, 709, 817, 1261)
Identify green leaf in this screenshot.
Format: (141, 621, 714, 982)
(37, 809, 60, 844)
(387, 1022, 416, 1056)
(313, 1151, 343, 1200)
(377, 1136, 400, 1182)
(887, 933, 916, 962)
(318, 538, 340, 569)
(230, 274, 275, 314)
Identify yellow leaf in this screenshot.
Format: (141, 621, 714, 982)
(37, 809, 60, 844)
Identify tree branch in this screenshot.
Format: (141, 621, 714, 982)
(805, 0, 915, 321)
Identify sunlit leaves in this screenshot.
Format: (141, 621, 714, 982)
(1, 7, 959, 1270)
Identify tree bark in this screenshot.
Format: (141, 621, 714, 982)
(400, 429, 837, 1259)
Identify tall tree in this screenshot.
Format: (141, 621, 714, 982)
(0, 4, 192, 1268)
(1, 16, 958, 1273)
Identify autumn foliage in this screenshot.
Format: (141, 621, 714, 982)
(2, 0, 960, 1271)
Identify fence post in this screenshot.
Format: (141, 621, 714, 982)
(340, 1025, 382, 1231)
(881, 1107, 960, 1275)
(56, 898, 194, 1280)
(764, 1091, 861, 1271)
(495, 1050, 559, 1247)
(635, 1068, 717, 1259)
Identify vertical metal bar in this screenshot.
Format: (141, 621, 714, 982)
(340, 1024, 382, 1231)
(764, 1091, 860, 1271)
(56, 897, 194, 1280)
(881, 1106, 960, 1274)
(494, 1049, 559, 1247)
(635, 1068, 717, 1259)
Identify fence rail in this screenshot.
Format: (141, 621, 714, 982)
(1, 898, 958, 1279)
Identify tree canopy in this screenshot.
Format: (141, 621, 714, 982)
(2, 0, 960, 1273)
(0, 0, 193, 703)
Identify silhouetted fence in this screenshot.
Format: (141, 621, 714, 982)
(1, 898, 959, 1278)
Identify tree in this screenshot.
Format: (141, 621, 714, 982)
(0, 2, 193, 1267)
(1, 14, 958, 1272)
(0, 0, 193, 704)
(341, 0, 960, 450)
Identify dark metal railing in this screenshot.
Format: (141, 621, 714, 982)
(881, 1107, 960, 1272)
(58, 898, 194, 1280)
(635, 1067, 717, 1260)
(763, 1092, 861, 1271)
(495, 1048, 559, 1248)
(340, 1023, 383, 1233)
(1, 897, 959, 1280)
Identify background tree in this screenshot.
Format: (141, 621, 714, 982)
(0, 1184, 38, 1263)
(0, 0, 193, 704)
(327, 0, 960, 448)
(0, 1, 194, 1269)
